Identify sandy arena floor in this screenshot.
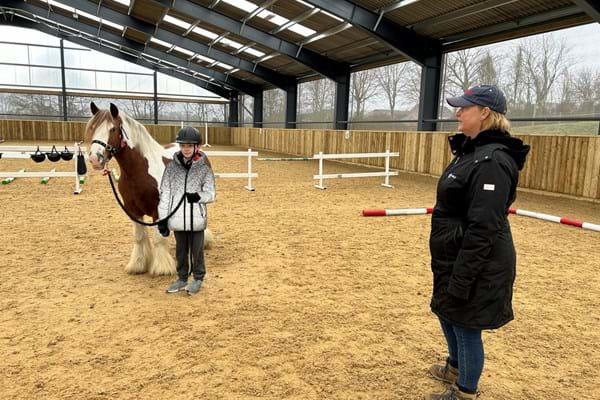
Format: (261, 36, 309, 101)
(1, 142, 599, 400)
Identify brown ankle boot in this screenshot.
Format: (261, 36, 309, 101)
(428, 359, 458, 384)
(424, 384, 478, 400)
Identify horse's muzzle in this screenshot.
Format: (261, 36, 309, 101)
(89, 152, 106, 170)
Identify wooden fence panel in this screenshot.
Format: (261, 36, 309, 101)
(5, 120, 598, 200)
(230, 127, 600, 200)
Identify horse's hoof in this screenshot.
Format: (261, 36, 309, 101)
(125, 262, 147, 274)
(149, 255, 176, 276)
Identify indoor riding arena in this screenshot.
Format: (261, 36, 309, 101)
(1, 1, 600, 400)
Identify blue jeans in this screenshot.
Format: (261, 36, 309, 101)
(439, 318, 484, 393)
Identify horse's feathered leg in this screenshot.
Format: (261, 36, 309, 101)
(150, 226, 176, 276)
(125, 221, 152, 274)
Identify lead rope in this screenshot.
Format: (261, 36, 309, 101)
(105, 167, 188, 227)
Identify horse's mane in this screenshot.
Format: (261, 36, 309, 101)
(86, 109, 164, 161)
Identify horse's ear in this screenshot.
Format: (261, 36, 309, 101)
(109, 103, 119, 119)
(90, 101, 99, 115)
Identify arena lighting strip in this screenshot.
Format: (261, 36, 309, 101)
(41, 0, 245, 73)
(361, 208, 600, 232)
(0, 9, 230, 92)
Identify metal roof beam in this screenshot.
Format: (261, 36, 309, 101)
(242, 0, 279, 24)
(2, 16, 232, 98)
(409, 0, 519, 30)
(300, 22, 352, 46)
(2, 2, 261, 96)
(54, 0, 294, 89)
(442, 5, 585, 46)
(571, 0, 600, 23)
(301, 0, 440, 66)
(379, 0, 421, 14)
(270, 7, 319, 34)
(153, 0, 349, 81)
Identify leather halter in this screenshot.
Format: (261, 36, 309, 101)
(92, 116, 128, 160)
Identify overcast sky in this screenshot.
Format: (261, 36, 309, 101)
(483, 23, 600, 70)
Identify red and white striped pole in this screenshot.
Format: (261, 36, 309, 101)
(508, 208, 600, 232)
(362, 208, 433, 217)
(362, 207, 600, 232)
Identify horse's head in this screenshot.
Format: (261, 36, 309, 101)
(86, 102, 125, 170)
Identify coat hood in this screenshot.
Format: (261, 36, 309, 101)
(448, 129, 530, 170)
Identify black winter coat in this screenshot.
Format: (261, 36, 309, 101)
(430, 129, 530, 330)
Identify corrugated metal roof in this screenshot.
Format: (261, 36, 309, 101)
(13, 0, 595, 95)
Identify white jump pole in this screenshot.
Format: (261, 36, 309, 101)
(202, 122, 211, 148)
(382, 149, 393, 188)
(41, 168, 56, 184)
(258, 157, 312, 161)
(315, 151, 325, 190)
(2, 168, 25, 185)
(244, 148, 254, 191)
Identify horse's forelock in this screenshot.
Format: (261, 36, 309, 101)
(85, 110, 113, 142)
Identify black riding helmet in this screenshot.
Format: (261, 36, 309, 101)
(176, 126, 201, 144)
(31, 146, 46, 163)
(61, 146, 74, 161)
(46, 145, 61, 162)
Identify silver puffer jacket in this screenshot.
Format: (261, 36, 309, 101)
(158, 151, 216, 231)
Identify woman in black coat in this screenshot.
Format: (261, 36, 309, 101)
(425, 85, 530, 400)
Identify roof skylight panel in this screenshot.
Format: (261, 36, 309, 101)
(192, 26, 219, 41)
(196, 54, 217, 64)
(163, 15, 191, 30)
(45, 0, 124, 31)
(220, 37, 243, 49)
(244, 47, 265, 57)
(220, 0, 258, 13)
(150, 37, 172, 48)
(173, 46, 194, 56)
(216, 62, 233, 70)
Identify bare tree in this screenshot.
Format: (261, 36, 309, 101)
(404, 63, 422, 105)
(351, 69, 378, 120)
(572, 68, 599, 113)
(477, 51, 501, 86)
(521, 35, 570, 117)
(506, 45, 526, 110)
(303, 78, 334, 116)
(445, 48, 485, 94)
(557, 70, 576, 114)
(263, 89, 285, 124)
(374, 63, 411, 118)
(241, 95, 254, 124)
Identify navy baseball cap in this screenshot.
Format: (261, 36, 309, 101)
(446, 85, 507, 114)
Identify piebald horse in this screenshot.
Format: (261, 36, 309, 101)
(86, 102, 212, 275)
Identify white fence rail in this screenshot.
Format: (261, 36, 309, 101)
(204, 148, 257, 191)
(312, 150, 399, 190)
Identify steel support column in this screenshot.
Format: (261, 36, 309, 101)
(417, 53, 442, 131)
(334, 72, 350, 130)
(285, 84, 297, 129)
(59, 38, 68, 121)
(228, 93, 239, 127)
(253, 91, 263, 128)
(153, 71, 158, 124)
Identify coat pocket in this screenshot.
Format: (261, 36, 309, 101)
(430, 219, 463, 263)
